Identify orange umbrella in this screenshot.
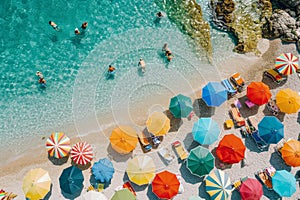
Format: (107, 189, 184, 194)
(216, 134, 246, 164)
(152, 171, 180, 200)
(109, 126, 138, 154)
(281, 139, 300, 167)
(246, 82, 271, 105)
(276, 88, 300, 114)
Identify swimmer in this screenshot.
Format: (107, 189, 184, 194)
(108, 65, 116, 72)
(81, 22, 88, 29)
(162, 43, 169, 52)
(165, 50, 174, 61)
(74, 28, 81, 35)
(36, 71, 44, 79)
(39, 77, 46, 84)
(49, 21, 59, 30)
(156, 12, 164, 18)
(138, 58, 146, 73)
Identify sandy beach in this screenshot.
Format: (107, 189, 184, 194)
(1, 38, 300, 199)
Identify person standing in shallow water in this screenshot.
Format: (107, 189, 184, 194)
(138, 58, 146, 73)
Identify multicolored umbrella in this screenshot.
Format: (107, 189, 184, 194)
(275, 53, 299, 75)
(281, 139, 300, 167)
(92, 158, 115, 183)
(246, 82, 271, 105)
(111, 188, 136, 200)
(276, 88, 300, 114)
(152, 170, 180, 199)
(70, 141, 93, 165)
(202, 82, 227, 107)
(205, 169, 232, 200)
(187, 146, 214, 177)
(109, 126, 138, 154)
(83, 191, 108, 200)
(126, 155, 156, 185)
(258, 116, 284, 144)
(46, 132, 71, 158)
(169, 94, 193, 118)
(272, 170, 296, 197)
(146, 112, 170, 136)
(239, 178, 263, 200)
(216, 134, 245, 164)
(22, 168, 51, 200)
(59, 166, 84, 197)
(192, 118, 220, 145)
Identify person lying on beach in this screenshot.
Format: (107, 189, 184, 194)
(138, 58, 146, 73)
(74, 28, 81, 35)
(49, 21, 59, 30)
(108, 65, 116, 72)
(81, 22, 88, 29)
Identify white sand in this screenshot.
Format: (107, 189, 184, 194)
(1, 39, 300, 199)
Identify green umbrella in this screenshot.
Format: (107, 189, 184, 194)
(111, 188, 136, 200)
(169, 94, 193, 118)
(186, 146, 214, 177)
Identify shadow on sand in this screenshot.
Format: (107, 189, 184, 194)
(244, 136, 269, 153)
(237, 96, 259, 117)
(71, 160, 91, 171)
(107, 144, 133, 162)
(146, 184, 160, 200)
(164, 110, 183, 132)
(179, 162, 204, 184)
(193, 98, 216, 118)
(48, 154, 69, 165)
(269, 152, 291, 172)
(198, 181, 211, 199)
(42, 184, 53, 200)
(261, 74, 287, 89)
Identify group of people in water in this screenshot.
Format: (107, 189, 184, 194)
(49, 21, 88, 35)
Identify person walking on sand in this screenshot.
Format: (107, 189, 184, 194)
(49, 21, 59, 30)
(138, 58, 146, 73)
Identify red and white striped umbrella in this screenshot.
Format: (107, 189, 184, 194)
(70, 142, 93, 165)
(46, 132, 71, 159)
(275, 53, 299, 75)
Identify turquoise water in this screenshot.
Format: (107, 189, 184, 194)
(0, 0, 235, 160)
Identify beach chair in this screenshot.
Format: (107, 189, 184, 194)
(230, 73, 245, 92)
(150, 134, 161, 148)
(231, 176, 248, 190)
(229, 105, 246, 127)
(255, 170, 273, 190)
(157, 147, 175, 164)
(250, 130, 269, 151)
(172, 141, 188, 161)
(137, 132, 152, 152)
(123, 181, 137, 196)
(263, 68, 287, 84)
(266, 99, 279, 116)
(221, 79, 237, 97)
(246, 116, 258, 132)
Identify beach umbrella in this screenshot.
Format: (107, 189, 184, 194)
(70, 141, 93, 165)
(22, 168, 51, 200)
(246, 82, 271, 105)
(109, 126, 138, 154)
(276, 88, 300, 114)
(92, 158, 115, 183)
(239, 178, 263, 200)
(187, 146, 214, 177)
(281, 139, 300, 167)
(192, 118, 220, 145)
(272, 170, 296, 197)
(216, 134, 245, 164)
(152, 170, 180, 199)
(59, 166, 84, 196)
(275, 53, 299, 75)
(46, 132, 71, 158)
(83, 191, 108, 200)
(146, 112, 170, 136)
(202, 82, 227, 107)
(205, 169, 232, 200)
(169, 94, 193, 118)
(258, 116, 284, 144)
(111, 188, 136, 200)
(126, 155, 156, 185)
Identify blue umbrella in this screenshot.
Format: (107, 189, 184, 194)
(272, 170, 296, 197)
(59, 166, 84, 197)
(169, 94, 193, 118)
(202, 82, 227, 107)
(92, 158, 115, 182)
(192, 118, 220, 145)
(258, 116, 284, 144)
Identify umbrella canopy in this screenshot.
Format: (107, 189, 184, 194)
(169, 94, 193, 118)
(239, 178, 263, 200)
(59, 166, 84, 196)
(187, 146, 214, 177)
(111, 188, 136, 200)
(202, 82, 227, 107)
(152, 170, 180, 199)
(275, 53, 299, 75)
(46, 132, 71, 158)
(281, 139, 300, 167)
(70, 141, 93, 165)
(192, 118, 220, 145)
(22, 168, 51, 200)
(272, 170, 296, 197)
(146, 112, 170, 136)
(276, 88, 300, 114)
(216, 134, 245, 164)
(83, 191, 108, 200)
(205, 169, 232, 200)
(126, 155, 156, 185)
(109, 126, 138, 154)
(92, 158, 115, 183)
(258, 116, 284, 144)
(246, 82, 271, 105)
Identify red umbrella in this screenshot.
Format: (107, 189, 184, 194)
(70, 142, 93, 165)
(152, 171, 180, 199)
(247, 82, 271, 105)
(216, 134, 245, 164)
(239, 178, 263, 200)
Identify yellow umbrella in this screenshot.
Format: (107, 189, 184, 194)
(146, 112, 170, 136)
(276, 88, 300, 114)
(110, 126, 138, 154)
(22, 168, 51, 200)
(126, 155, 156, 185)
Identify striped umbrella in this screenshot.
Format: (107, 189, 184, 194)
(205, 169, 232, 200)
(275, 53, 299, 75)
(70, 141, 93, 165)
(46, 132, 71, 158)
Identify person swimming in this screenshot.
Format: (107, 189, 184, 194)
(74, 28, 81, 35)
(49, 21, 59, 30)
(108, 65, 116, 72)
(156, 12, 164, 18)
(36, 71, 43, 78)
(138, 58, 146, 73)
(165, 50, 174, 61)
(81, 22, 88, 29)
